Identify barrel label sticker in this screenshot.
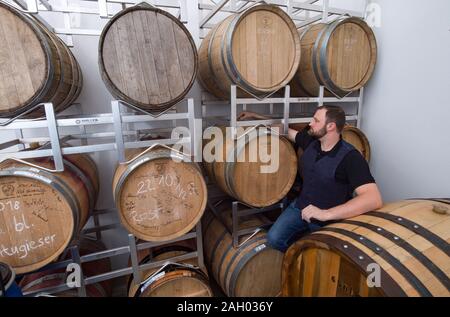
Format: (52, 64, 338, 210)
(254, 244, 266, 253)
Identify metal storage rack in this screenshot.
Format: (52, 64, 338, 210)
(0, 99, 198, 170)
(206, 189, 287, 248)
(0, 99, 205, 297)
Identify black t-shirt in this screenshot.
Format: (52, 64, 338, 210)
(295, 127, 375, 192)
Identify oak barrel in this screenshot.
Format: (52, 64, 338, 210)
(282, 200, 450, 297)
(203, 126, 297, 207)
(290, 123, 371, 162)
(128, 243, 212, 297)
(0, 151, 99, 274)
(0, 2, 82, 118)
(203, 205, 284, 297)
(112, 146, 207, 242)
(98, 2, 197, 113)
(198, 3, 301, 99)
(19, 238, 112, 297)
(290, 17, 377, 98)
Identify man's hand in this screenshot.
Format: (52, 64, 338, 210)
(237, 111, 268, 121)
(238, 111, 299, 141)
(301, 204, 330, 223)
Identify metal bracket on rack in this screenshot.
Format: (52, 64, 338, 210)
(203, 84, 362, 140)
(0, 102, 64, 171)
(111, 99, 197, 163)
(207, 193, 285, 249)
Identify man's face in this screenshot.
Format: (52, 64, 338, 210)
(308, 109, 328, 139)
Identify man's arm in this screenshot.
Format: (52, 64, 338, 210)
(302, 183, 383, 223)
(238, 111, 299, 142)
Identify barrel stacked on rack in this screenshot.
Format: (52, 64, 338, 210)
(202, 202, 284, 297)
(282, 200, 450, 297)
(113, 147, 207, 242)
(98, 2, 197, 114)
(0, 148, 99, 274)
(0, 2, 82, 118)
(199, 3, 301, 99)
(128, 240, 213, 297)
(290, 17, 377, 97)
(203, 126, 298, 208)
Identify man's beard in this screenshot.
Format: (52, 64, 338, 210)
(307, 125, 327, 139)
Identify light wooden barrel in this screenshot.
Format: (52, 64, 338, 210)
(290, 123, 371, 162)
(0, 153, 98, 274)
(112, 147, 207, 242)
(282, 200, 450, 297)
(342, 125, 371, 162)
(198, 4, 301, 99)
(203, 126, 297, 207)
(128, 245, 212, 297)
(19, 238, 112, 297)
(99, 2, 197, 113)
(0, 2, 82, 118)
(203, 206, 284, 297)
(290, 17, 377, 98)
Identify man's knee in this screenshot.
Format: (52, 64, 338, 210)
(266, 227, 287, 252)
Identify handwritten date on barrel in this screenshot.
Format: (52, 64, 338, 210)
(136, 175, 197, 200)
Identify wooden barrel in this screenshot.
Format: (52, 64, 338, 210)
(282, 200, 450, 297)
(19, 238, 112, 297)
(290, 17, 377, 98)
(0, 2, 82, 118)
(128, 244, 212, 297)
(0, 152, 98, 274)
(98, 2, 197, 113)
(342, 125, 371, 162)
(290, 123, 371, 162)
(112, 146, 207, 242)
(203, 126, 297, 207)
(203, 205, 284, 297)
(198, 3, 301, 99)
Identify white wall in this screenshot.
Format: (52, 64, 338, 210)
(361, 0, 450, 202)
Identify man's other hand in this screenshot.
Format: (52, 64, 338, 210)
(301, 204, 330, 223)
(237, 111, 268, 121)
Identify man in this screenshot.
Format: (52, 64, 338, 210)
(237, 105, 383, 252)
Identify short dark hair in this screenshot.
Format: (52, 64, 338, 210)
(317, 105, 346, 133)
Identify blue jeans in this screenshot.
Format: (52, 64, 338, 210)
(267, 200, 323, 252)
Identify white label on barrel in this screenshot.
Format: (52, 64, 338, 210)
(254, 244, 266, 253)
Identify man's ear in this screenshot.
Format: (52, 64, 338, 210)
(327, 122, 335, 131)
